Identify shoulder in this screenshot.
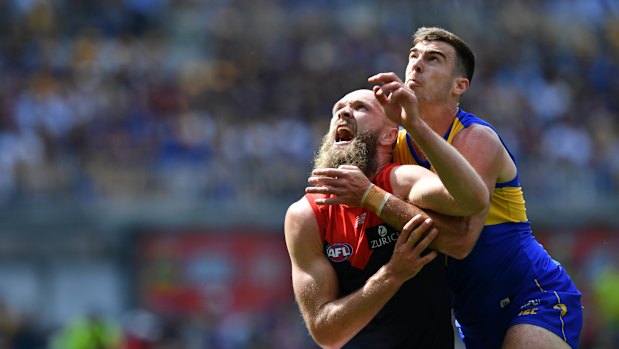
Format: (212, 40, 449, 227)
(285, 196, 317, 231)
(285, 196, 323, 244)
(453, 111, 501, 144)
(452, 123, 502, 150)
(452, 120, 516, 182)
(284, 197, 324, 261)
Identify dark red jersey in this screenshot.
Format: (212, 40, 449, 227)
(306, 163, 454, 349)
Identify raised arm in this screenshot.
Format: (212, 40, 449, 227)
(369, 72, 490, 215)
(284, 197, 438, 349)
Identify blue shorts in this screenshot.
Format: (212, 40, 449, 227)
(456, 265, 582, 349)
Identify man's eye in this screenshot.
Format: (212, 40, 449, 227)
(356, 105, 368, 111)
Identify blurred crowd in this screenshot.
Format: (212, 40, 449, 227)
(0, 0, 618, 206)
(0, 302, 317, 349)
(1, 0, 619, 348)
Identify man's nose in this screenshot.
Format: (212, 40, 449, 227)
(337, 107, 353, 120)
(411, 59, 423, 72)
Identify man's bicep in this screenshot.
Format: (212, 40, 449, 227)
(290, 255, 339, 321)
(452, 125, 504, 193)
(393, 165, 472, 217)
(284, 199, 339, 320)
(393, 165, 446, 209)
(408, 174, 468, 215)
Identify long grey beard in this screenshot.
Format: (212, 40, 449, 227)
(313, 131, 378, 177)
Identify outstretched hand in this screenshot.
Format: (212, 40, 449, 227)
(368, 72, 421, 129)
(306, 165, 372, 206)
(385, 215, 438, 284)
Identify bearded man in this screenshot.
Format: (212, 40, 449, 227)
(284, 88, 489, 349)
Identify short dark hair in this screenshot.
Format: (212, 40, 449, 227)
(413, 27, 476, 83)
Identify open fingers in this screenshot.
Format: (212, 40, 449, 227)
(373, 82, 404, 103)
(377, 81, 404, 95)
(416, 250, 438, 268)
(397, 215, 428, 246)
(307, 175, 340, 186)
(311, 196, 342, 206)
(368, 72, 403, 85)
(311, 168, 344, 178)
(305, 185, 335, 195)
(412, 228, 438, 254)
(373, 85, 389, 105)
(405, 217, 433, 247)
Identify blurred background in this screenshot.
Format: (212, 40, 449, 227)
(0, 0, 618, 348)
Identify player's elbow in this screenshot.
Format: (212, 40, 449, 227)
(448, 239, 475, 260)
(463, 191, 490, 217)
(307, 327, 345, 349)
(447, 219, 480, 260)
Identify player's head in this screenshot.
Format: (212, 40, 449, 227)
(406, 27, 475, 102)
(313, 89, 398, 176)
(411, 27, 475, 83)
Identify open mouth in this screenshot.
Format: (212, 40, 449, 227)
(335, 125, 355, 144)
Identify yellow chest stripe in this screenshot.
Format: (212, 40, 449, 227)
(394, 124, 528, 225)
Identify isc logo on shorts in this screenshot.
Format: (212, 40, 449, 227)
(326, 243, 353, 262)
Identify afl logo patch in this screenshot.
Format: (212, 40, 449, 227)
(326, 243, 353, 262)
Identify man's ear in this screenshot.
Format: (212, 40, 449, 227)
(453, 77, 469, 96)
(381, 126, 398, 146)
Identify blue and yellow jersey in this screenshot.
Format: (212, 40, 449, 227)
(393, 109, 527, 226)
(393, 109, 580, 342)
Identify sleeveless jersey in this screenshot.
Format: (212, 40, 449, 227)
(392, 109, 582, 347)
(306, 163, 454, 349)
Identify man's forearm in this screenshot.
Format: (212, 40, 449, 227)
(364, 184, 470, 257)
(308, 265, 403, 348)
(405, 119, 488, 215)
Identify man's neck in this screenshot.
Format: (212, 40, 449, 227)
(418, 102, 459, 136)
(368, 153, 393, 180)
(407, 102, 459, 163)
